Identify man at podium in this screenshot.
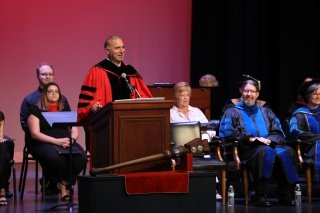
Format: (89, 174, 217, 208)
(77, 35, 152, 123)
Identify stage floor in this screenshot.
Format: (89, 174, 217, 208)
(2, 162, 320, 213)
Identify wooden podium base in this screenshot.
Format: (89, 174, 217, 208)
(78, 172, 217, 213)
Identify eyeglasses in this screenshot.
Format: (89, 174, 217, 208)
(243, 90, 258, 94)
(47, 90, 59, 94)
(40, 73, 54, 77)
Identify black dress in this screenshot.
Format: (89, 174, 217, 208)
(28, 106, 87, 184)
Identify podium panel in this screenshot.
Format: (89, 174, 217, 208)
(78, 172, 217, 213)
(86, 100, 173, 173)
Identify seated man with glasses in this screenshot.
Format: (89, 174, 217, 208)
(221, 75, 270, 115)
(219, 77, 299, 207)
(20, 62, 70, 196)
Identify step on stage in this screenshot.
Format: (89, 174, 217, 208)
(78, 171, 217, 213)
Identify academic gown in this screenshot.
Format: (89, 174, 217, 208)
(77, 59, 152, 122)
(290, 106, 320, 181)
(219, 101, 299, 184)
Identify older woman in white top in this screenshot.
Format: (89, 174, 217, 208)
(170, 81, 216, 141)
(170, 82, 208, 123)
(170, 82, 221, 200)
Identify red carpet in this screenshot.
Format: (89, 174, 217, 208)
(123, 171, 189, 195)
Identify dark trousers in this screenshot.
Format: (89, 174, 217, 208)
(253, 158, 294, 199)
(29, 143, 87, 185)
(0, 143, 11, 189)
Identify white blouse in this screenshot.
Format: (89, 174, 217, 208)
(170, 105, 208, 123)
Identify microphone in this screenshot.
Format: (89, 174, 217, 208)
(121, 73, 134, 95)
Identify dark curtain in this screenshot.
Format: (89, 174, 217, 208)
(191, 0, 320, 121)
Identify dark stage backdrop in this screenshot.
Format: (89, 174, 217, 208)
(191, 0, 320, 120)
(0, 0, 192, 161)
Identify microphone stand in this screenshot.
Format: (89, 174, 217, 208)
(47, 122, 79, 212)
(133, 86, 142, 98)
(121, 73, 142, 99)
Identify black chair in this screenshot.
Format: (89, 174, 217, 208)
(220, 139, 250, 205)
(205, 120, 250, 205)
(18, 145, 44, 199)
(170, 121, 227, 205)
(193, 137, 227, 205)
(9, 160, 17, 201)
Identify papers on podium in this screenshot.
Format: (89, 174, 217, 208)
(42, 111, 77, 127)
(113, 97, 165, 103)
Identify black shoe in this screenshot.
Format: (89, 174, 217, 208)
(278, 197, 296, 206)
(5, 184, 13, 199)
(251, 195, 272, 207)
(5, 191, 13, 199)
(40, 179, 59, 195)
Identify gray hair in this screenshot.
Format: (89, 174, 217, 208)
(307, 83, 320, 98)
(104, 35, 122, 49)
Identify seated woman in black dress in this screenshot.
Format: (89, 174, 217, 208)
(0, 111, 13, 206)
(27, 82, 87, 201)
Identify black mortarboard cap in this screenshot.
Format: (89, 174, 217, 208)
(236, 74, 261, 91)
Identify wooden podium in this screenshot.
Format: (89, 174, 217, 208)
(85, 99, 173, 173)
